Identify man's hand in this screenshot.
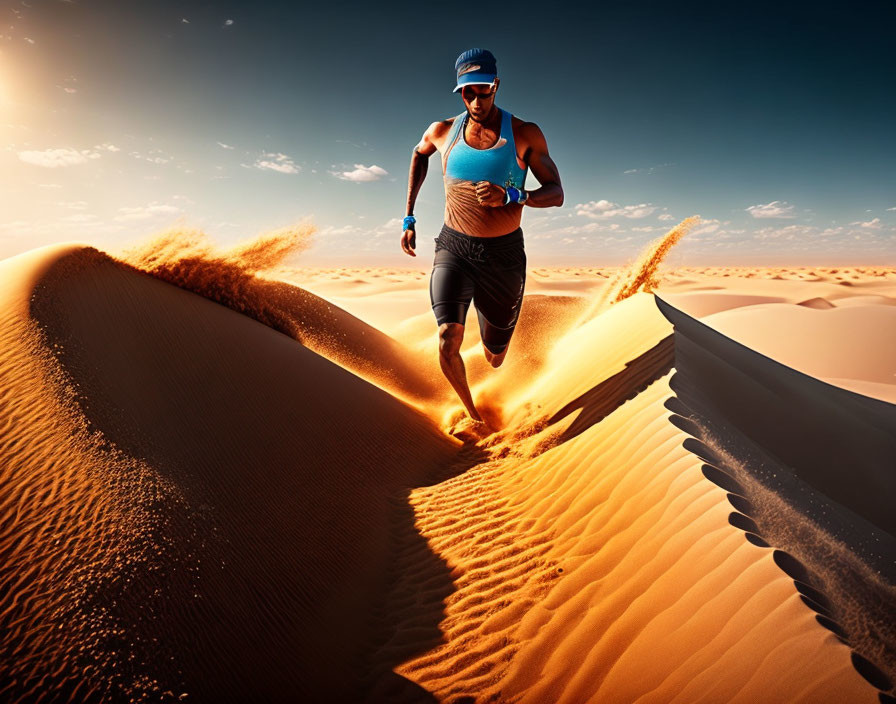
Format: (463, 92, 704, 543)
(474, 181, 506, 208)
(400, 227, 416, 257)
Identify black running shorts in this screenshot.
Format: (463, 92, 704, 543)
(429, 223, 527, 354)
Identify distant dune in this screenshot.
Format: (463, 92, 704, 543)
(1, 235, 894, 702)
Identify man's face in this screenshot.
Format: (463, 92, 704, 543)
(461, 80, 498, 121)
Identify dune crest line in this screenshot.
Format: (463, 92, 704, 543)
(116, 225, 450, 408)
(121, 222, 315, 276)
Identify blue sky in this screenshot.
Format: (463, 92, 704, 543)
(1, 0, 894, 266)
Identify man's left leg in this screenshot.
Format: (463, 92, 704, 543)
(485, 344, 510, 368)
(474, 245, 526, 368)
(475, 309, 515, 368)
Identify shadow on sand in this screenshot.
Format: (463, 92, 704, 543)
(653, 294, 896, 701)
(21, 247, 487, 703)
(537, 334, 675, 448)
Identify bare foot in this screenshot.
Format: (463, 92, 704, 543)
(477, 399, 504, 431)
(447, 414, 495, 443)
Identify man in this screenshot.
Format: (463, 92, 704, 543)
(401, 48, 564, 427)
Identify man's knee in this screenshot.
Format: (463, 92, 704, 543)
(438, 323, 464, 356)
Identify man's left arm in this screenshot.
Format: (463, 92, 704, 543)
(520, 123, 563, 208)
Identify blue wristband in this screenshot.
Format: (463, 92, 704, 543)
(403, 215, 416, 231)
(504, 186, 526, 205)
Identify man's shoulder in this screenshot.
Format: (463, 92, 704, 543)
(509, 116, 548, 150)
(510, 115, 542, 135)
(433, 114, 463, 131)
(424, 115, 464, 145)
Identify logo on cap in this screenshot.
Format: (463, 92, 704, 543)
(458, 63, 481, 76)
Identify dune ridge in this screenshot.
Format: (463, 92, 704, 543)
(117, 226, 450, 409)
(4, 243, 473, 701)
(657, 298, 896, 694)
(655, 296, 896, 698)
(370, 293, 878, 702)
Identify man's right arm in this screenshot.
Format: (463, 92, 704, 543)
(401, 122, 440, 256)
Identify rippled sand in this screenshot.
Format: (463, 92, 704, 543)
(1, 229, 893, 702)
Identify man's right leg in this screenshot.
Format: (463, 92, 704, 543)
(437, 322, 482, 422)
(430, 250, 482, 422)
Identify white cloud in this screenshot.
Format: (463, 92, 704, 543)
(335, 163, 388, 182)
(250, 152, 300, 174)
(0, 217, 125, 241)
(114, 202, 182, 222)
(23, 37, 35, 45)
(851, 217, 881, 229)
(181, 18, 190, 24)
(57, 200, 88, 210)
(61, 213, 98, 224)
(370, 217, 403, 237)
(129, 149, 173, 165)
(577, 199, 614, 214)
(57, 76, 79, 94)
(217, 141, 235, 150)
(746, 200, 796, 219)
(747, 223, 892, 246)
(658, 213, 675, 221)
(575, 200, 656, 219)
(753, 224, 814, 240)
(622, 163, 673, 175)
(527, 220, 625, 241)
(887, 207, 896, 211)
(223, 19, 234, 26)
(319, 224, 363, 237)
(95, 143, 120, 152)
(316, 217, 410, 251)
(691, 218, 721, 236)
(18, 148, 101, 168)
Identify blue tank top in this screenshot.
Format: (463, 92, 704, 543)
(443, 107, 528, 190)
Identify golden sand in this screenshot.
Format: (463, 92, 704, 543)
(1, 221, 893, 701)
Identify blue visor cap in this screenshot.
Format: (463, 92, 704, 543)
(453, 48, 497, 93)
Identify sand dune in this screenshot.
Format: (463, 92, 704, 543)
(656, 295, 896, 697)
(702, 304, 896, 400)
(2, 243, 470, 702)
(1, 236, 893, 702)
(371, 291, 890, 703)
(118, 229, 452, 409)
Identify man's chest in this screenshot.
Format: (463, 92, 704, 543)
(438, 119, 528, 168)
(463, 122, 503, 149)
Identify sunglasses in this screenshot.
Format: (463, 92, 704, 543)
(461, 85, 496, 102)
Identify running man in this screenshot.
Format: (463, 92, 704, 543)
(400, 48, 564, 425)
